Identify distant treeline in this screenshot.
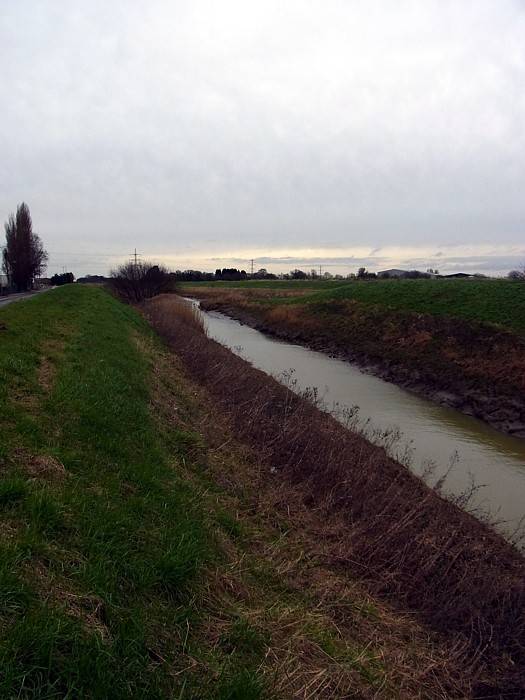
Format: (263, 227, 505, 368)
(172, 268, 278, 281)
(76, 267, 497, 285)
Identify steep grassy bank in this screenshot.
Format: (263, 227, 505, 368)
(146, 295, 525, 698)
(189, 285, 525, 437)
(0, 285, 465, 698)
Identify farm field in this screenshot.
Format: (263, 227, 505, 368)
(183, 278, 525, 334)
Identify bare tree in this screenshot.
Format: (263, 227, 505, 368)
(109, 261, 174, 303)
(2, 203, 48, 291)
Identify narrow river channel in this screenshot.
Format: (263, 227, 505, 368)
(197, 305, 525, 536)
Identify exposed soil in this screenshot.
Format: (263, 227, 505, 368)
(195, 293, 525, 439)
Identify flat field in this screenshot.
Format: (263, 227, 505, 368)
(184, 278, 525, 334)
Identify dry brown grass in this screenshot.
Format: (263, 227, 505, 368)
(145, 294, 525, 698)
(146, 295, 206, 334)
(12, 448, 67, 482)
(37, 339, 66, 393)
(138, 326, 469, 698)
(184, 287, 309, 303)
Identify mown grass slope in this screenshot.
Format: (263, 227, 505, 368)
(186, 278, 525, 334)
(0, 285, 217, 697)
(182, 279, 340, 290)
(1, 285, 447, 698)
(296, 279, 525, 334)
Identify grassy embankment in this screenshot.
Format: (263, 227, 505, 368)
(0, 285, 463, 698)
(184, 278, 525, 334)
(147, 294, 525, 698)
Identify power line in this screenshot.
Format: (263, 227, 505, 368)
(47, 252, 124, 258)
(130, 248, 141, 266)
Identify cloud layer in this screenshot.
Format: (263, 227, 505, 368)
(1, 1, 524, 275)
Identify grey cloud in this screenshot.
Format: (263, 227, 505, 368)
(0, 1, 524, 276)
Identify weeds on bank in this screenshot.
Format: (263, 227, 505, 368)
(147, 293, 525, 697)
(0, 286, 406, 699)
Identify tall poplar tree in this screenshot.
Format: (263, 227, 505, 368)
(2, 203, 48, 291)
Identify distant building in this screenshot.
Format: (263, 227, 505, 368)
(378, 269, 432, 279)
(377, 269, 409, 278)
(35, 278, 51, 287)
(77, 275, 108, 284)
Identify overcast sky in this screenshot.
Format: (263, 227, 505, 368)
(1, 0, 524, 276)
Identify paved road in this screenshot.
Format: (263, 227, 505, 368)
(0, 289, 48, 308)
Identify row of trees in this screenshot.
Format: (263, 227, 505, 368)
(2, 203, 47, 291)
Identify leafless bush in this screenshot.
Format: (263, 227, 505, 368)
(109, 261, 174, 303)
(145, 295, 525, 695)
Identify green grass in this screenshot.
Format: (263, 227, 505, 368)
(0, 286, 213, 696)
(0, 286, 272, 698)
(297, 278, 525, 333)
(288, 279, 525, 333)
(0, 285, 394, 698)
(188, 278, 525, 334)
(181, 279, 342, 290)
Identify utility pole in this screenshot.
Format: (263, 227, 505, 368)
(250, 259, 254, 276)
(319, 265, 322, 277)
(130, 248, 141, 267)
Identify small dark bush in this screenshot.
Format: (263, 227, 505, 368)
(109, 261, 174, 303)
(50, 272, 74, 286)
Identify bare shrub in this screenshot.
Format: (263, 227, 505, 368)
(109, 261, 174, 303)
(145, 296, 525, 695)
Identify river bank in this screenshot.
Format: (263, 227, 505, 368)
(1, 285, 473, 698)
(189, 288, 525, 439)
(3, 285, 525, 696)
(146, 293, 525, 698)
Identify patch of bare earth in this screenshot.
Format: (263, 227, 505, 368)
(37, 338, 67, 394)
(12, 448, 67, 482)
(10, 337, 68, 413)
(25, 557, 111, 642)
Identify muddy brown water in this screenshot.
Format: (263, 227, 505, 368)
(193, 303, 525, 537)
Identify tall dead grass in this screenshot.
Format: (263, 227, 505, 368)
(149, 295, 206, 334)
(145, 294, 525, 696)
